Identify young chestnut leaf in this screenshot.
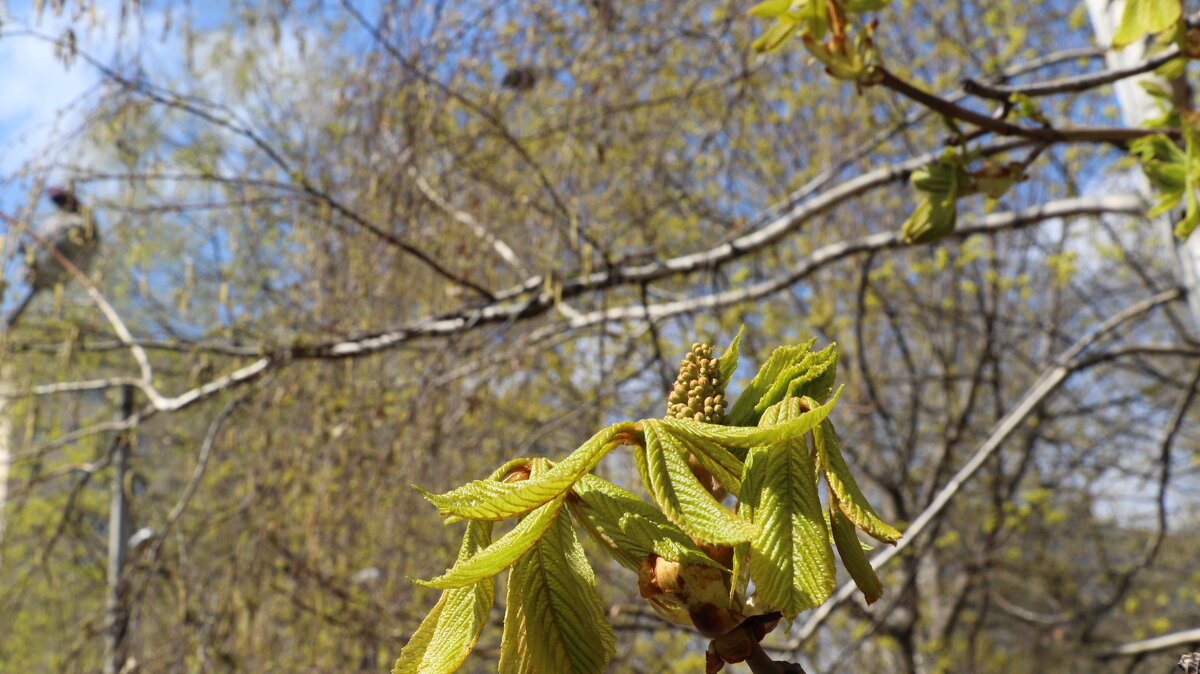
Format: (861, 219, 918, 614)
(414, 489, 570, 589)
(1112, 0, 1181, 49)
(417, 421, 637, 522)
(393, 520, 495, 674)
(812, 418, 901, 544)
(498, 500, 615, 674)
(637, 421, 755, 545)
(740, 398, 837, 618)
(568, 473, 722, 572)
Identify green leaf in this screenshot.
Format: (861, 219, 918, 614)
(1112, 0, 1181, 48)
(662, 386, 841, 449)
(1131, 133, 1189, 224)
(746, 344, 839, 414)
(394, 521, 495, 673)
(740, 399, 837, 618)
(813, 420, 901, 544)
(729, 541, 750, 606)
(902, 193, 959, 244)
(781, 343, 838, 404)
(829, 505, 883, 604)
(418, 422, 636, 521)
(413, 491, 569, 589)
(568, 474, 720, 572)
(636, 421, 755, 545)
(663, 430, 745, 497)
(752, 17, 801, 53)
(1177, 123, 1200, 238)
(748, 0, 793, 18)
(718, 325, 745, 388)
(729, 339, 816, 426)
(498, 508, 616, 674)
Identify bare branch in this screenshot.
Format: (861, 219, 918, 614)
(962, 46, 1182, 100)
(875, 67, 1177, 143)
(1100, 629, 1200, 658)
(786, 287, 1186, 647)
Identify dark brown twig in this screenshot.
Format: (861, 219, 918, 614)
(875, 66, 1177, 143)
(745, 639, 807, 674)
(962, 46, 1183, 100)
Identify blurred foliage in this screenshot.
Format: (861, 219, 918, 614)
(0, 0, 1198, 673)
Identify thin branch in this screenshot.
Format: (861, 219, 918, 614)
(409, 169, 529, 276)
(962, 46, 1182, 100)
(525, 195, 1147, 335)
(755, 47, 1105, 224)
(490, 138, 1034, 304)
(2, 211, 154, 385)
(26, 377, 146, 396)
(875, 67, 1176, 143)
(10, 30, 497, 300)
(145, 194, 1142, 366)
(786, 287, 1186, 647)
(1100, 629, 1200, 658)
(147, 390, 253, 563)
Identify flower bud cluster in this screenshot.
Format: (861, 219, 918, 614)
(666, 343, 726, 424)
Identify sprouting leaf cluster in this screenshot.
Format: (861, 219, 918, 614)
(1131, 116, 1200, 237)
(901, 147, 1029, 244)
(395, 330, 901, 673)
(750, 0, 1200, 246)
(749, 0, 887, 84)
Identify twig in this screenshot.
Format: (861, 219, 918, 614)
(786, 287, 1186, 646)
(746, 639, 806, 674)
(1100, 629, 1200, 658)
(962, 46, 1182, 100)
(875, 67, 1176, 143)
(148, 390, 253, 563)
(7, 30, 497, 301)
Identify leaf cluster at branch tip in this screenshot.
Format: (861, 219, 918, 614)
(397, 329, 902, 674)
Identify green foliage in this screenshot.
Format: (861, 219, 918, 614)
(1130, 120, 1200, 237)
(397, 332, 900, 673)
(1111, 0, 1181, 48)
(903, 149, 1026, 244)
(395, 521, 496, 673)
(749, 0, 888, 83)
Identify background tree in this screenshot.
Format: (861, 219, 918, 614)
(0, 0, 1198, 672)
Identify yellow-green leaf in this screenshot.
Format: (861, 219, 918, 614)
(752, 17, 801, 53)
(740, 399, 837, 618)
(1112, 0, 1181, 48)
(748, 0, 793, 18)
(413, 492, 568, 589)
(814, 420, 901, 544)
(498, 508, 615, 674)
(394, 521, 495, 673)
(662, 386, 841, 449)
(419, 422, 635, 521)
(636, 422, 755, 545)
(718, 325, 745, 386)
(1178, 123, 1200, 238)
(662, 430, 745, 497)
(729, 339, 817, 426)
(829, 504, 883, 604)
(569, 474, 720, 571)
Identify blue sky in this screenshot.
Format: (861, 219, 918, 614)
(0, 6, 103, 208)
(0, 1, 238, 316)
